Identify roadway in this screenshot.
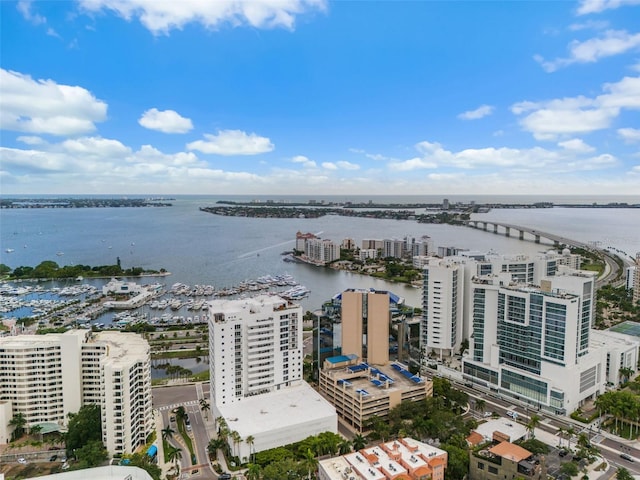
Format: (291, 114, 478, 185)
(450, 378, 640, 477)
(153, 383, 219, 479)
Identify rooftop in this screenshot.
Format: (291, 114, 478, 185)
(216, 381, 336, 439)
(473, 418, 527, 444)
(489, 441, 532, 462)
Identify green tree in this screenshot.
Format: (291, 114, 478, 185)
(167, 445, 183, 473)
(199, 398, 210, 420)
(246, 434, 255, 463)
(339, 438, 352, 455)
(9, 412, 27, 441)
(66, 404, 102, 455)
(442, 443, 469, 480)
(0, 264, 11, 275)
(620, 367, 634, 384)
(352, 433, 367, 451)
(475, 399, 486, 415)
(162, 425, 175, 441)
(302, 448, 318, 480)
(123, 453, 162, 480)
(75, 439, 109, 468)
(560, 461, 579, 477)
(617, 467, 634, 480)
(526, 414, 541, 439)
(246, 463, 262, 480)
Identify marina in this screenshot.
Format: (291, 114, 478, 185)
(0, 273, 311, 332)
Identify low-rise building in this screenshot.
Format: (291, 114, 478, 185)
(319, 357, 432, 432)
(469, 441, 546, 480)
(319, 437, 447, 480)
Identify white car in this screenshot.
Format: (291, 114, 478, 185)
(483, 411, 493, 418)
(17, 457, 27, 464)
(506, 410, 517, 418)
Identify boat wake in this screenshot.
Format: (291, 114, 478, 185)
(237, 239, 295, 259)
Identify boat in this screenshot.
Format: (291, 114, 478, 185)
(56, 252, 64, 256)
(5, 248, 14, 253)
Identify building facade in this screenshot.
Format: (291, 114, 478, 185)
(341, 289, 391, 365)
(469, 441, 546, 480)
(208, 295, 303, 407)
(208, 295, 337, 459)
(0, 330, 152, 455)
(421, 258, 465, 358)
(462, 269, 604, 414)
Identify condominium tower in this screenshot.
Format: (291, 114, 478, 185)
(208, 295, 337, 459)
(0, 330, 153, 454)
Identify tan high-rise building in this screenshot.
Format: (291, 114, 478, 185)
(341, 289, 390, 365)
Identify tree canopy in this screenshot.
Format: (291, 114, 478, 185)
(66, 404, 102, 455)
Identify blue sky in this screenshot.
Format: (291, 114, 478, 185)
(1, 0, 639, 195)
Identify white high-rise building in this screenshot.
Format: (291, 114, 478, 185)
(421, 257, 465, 358)
(208, 295, 337, 460)
(0, 330, 152, 455)
(304, 238, 340, 264)
(463, 268, 603, 414)
(209, 295, 303, 406)
(634, 253, 640, 305)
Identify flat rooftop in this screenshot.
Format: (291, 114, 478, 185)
(474, 418, 527, 443)
(322, 362, 427, 399)
(217, 381, 336, 438)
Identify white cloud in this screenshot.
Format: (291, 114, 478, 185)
(138, 108, 193, 134)
(512, 75, 640, 139)
(577, 0, 640, 15)
(187, 130, 274, 156)
(17, 135, 45, 145)
(17, 0, 46, 25)
(558, 138, 596, 152)
(618, 127, 640, 142)
(292, 155, 317, 168)
(321, 161, 360, 171)
(457, 104, 495, 120)
(388, 139, 616, 173)
(569, 20, 609, 31)
(0, 69, 108, 135)
(535, 30, 640, 72)
(79, 0, 327, 35)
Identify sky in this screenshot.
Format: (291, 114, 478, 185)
(1, 0, 640, 196)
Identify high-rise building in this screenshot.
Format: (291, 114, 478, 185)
(0, 330, 152, 455)
(421, 258, 465, 358)
(304, 237, 340, 265)
(341, 289, 390, 365)
(208, 295, 337, 459)
(634, 252, 640, 305)
(463, 268, 604, 414)
(209, 295, 303, 407)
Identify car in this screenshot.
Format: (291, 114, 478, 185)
(506, 410, 517, 418)
(219, 474, 231, 480)
(483, 412, 492, 418)
(620, 453, 634, 462)
(62, 462, 70, 470)
(558, 449, 568, 457)
(170, 415, 176, 422)
(17, 457, 27, 464)
(49, 454, 58, 462)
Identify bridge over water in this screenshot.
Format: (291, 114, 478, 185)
(465, 220, 591, 250)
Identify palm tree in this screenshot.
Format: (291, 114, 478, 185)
(167, 445, 183, 474)
(352, 433, 367, 451)
(566, 426, 576, 451)
(476, 399, 486, 415)
(246, 463, 262, 480)
(339, 438, 352, 455)
(302, 448, 318, 480)
(231, 430, 242, 458)
(9, 412, 27, 441)
(526, 414, 541, 439)
(208, 438, 225, 460)
(620, 367, 634, 384)
(175, 406, 186, 424)
(161, 425, 175, 441)
(557, 427, 566, 448)
(199, 399, 210, 420)
(246, 435, 255, 463)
